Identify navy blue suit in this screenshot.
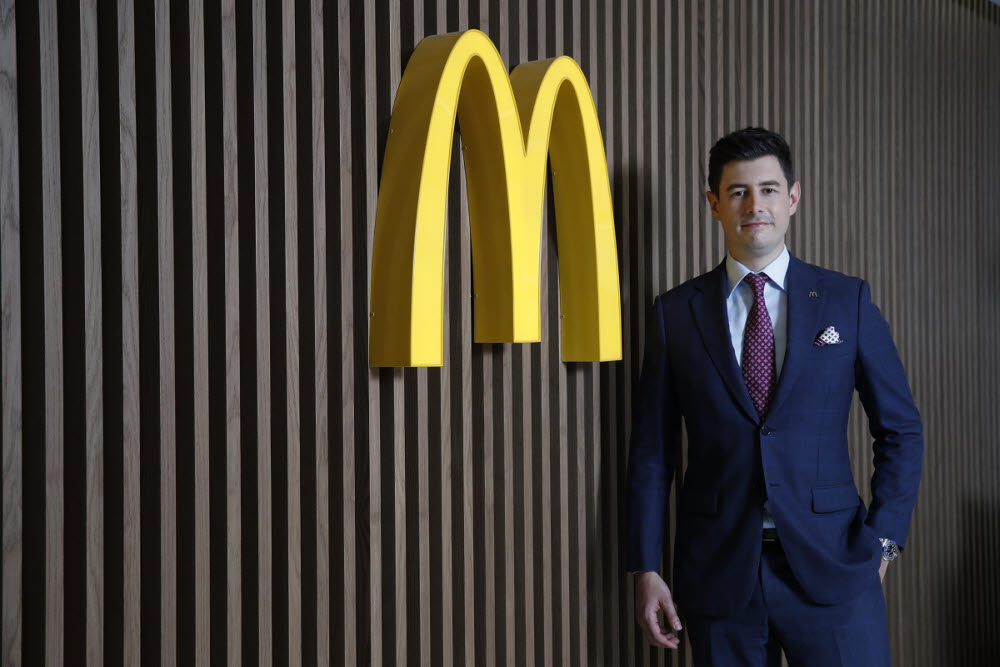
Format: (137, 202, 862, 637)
(626, 255, 923, 619)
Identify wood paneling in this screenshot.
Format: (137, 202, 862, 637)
(0, 0, 21, 663)
(2, 1, 1000, 665)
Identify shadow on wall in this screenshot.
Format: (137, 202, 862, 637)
(948, 496, 1000, 662)
(952, 0, 1000, 24)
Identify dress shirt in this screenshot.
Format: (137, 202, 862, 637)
(724, 246, 789, 378)
(723, 246, 790, 530)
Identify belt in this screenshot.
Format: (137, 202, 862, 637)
(762, 528, 780, 543)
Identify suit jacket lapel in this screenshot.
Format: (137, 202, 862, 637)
(768, 256, 825, 417)
(690, 263, 759, 423)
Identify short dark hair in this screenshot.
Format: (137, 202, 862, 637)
(707, 127, 795, 195)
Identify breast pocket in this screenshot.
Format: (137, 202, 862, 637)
(810, 342, 854, 361)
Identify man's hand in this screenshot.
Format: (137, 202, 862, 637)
(634, 571, 682, 649)
(878, 559, 889, 582)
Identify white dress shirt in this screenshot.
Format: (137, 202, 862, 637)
(724, 246, 789, 378)
(723, 246, 790, 530)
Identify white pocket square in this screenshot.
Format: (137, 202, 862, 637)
(814, 326, 842, 346)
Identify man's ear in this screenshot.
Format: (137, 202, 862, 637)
(788, 181, 802, 215)
(706, 190, 720, 220)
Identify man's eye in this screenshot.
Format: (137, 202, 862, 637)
(762, 188, 776, 194)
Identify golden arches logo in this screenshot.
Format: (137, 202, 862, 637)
(369, 29, 621, 367)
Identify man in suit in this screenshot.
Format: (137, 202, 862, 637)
(626, 127, 923, 666)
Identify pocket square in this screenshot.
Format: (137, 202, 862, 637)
(814, 326, 842, 346)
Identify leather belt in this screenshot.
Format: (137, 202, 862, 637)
(762, 528, 780, 543)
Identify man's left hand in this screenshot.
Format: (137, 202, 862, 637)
(878, 559, 889, 582)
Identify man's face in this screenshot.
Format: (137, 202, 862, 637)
(706, 156, 801, 268)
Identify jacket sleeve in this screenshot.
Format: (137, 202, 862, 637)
(626, 295, 683, 572)
(854, 280, 924, 548)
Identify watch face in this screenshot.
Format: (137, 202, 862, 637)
(883, 542, 900, 561)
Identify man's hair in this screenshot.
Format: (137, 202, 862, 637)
(707, 127, 795, 195)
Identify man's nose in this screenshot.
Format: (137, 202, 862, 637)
(744, 192, 764, 214)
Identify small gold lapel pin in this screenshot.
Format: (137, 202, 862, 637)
(808, 290, 819, 299)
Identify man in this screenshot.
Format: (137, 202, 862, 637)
(626, 127, 923, 666)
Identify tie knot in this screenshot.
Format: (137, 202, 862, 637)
(744, 272, 769, 296)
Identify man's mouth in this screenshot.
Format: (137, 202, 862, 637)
(740, 220, 773, 229)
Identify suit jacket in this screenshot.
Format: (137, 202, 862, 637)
(625, 254, 923, 616)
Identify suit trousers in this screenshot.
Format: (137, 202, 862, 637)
(685, 541, 890, 667)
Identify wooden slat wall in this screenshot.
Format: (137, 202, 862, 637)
(1, 1, 999, 665)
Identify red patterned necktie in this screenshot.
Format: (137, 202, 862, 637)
(742, 273, 776, 419)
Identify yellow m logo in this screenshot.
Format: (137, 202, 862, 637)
(369, 29, 622, 367)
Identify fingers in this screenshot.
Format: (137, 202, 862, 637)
(633, 572, 682, 650)
(641, 606, 680, 649)
(660, 595, 683, 633)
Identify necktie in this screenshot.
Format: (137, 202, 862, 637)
(742, 273, 776, 419)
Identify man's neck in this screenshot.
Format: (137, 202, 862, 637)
(729, 245, 786, 273)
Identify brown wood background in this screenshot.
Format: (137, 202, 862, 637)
(2, 0, 999, 665)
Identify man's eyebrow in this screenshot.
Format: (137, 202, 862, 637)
(725, 180, 783, 191)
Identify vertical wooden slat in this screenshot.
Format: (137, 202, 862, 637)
(452, 3, 475, 664)
(535, 4, 554, 664)
(282, 0, 302, 661)
(409, 6, 433, 662)
(693, 0, 706, 273)
(361, 0, 383, 661)
(0, 0, 22, 662)
(80, 0, 104, 662)
(986, 2, 995, 641)
(336, 0, 355, 661)
(601, 0, 619, 661)
(417, 368, 431, 667)
(118, 0, 142, 663)
(581, 0, 599, 661)
(823, 0, 835, 270)
(458, 123, 474, 667)
(220, 0, 240, 663)
(673, 5, 690, 650)
(472, 14, 495, 667)
(250, 0, 272, 663)
(511, 4, 534, 662)
(188, 0, 211, 662)
(310, 0, 329, 663)
(554, 0, 574, 649)
(763, 0, 774, 128)
(39, 1, 64, 662)
(573, 358, 586, 667)
(494, 1, 516, 657)
(433, 10, 452, 652)
(154, 0, 176, 663)
(450, 0, 472, 664)
(557, 3, 574, 667)
(474, 8, 496, 665)
(434, 9, 454, 667)
(404, 15, 430, 667)
(630, 2, 646, 663)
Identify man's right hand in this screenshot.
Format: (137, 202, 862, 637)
(634, 571, 682, 649)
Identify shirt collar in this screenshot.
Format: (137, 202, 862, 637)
(724, 246, 790, 298)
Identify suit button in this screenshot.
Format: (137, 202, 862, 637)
(761, 426, 774, 436)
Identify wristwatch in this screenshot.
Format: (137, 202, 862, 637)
(879, 538, 900, 562)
